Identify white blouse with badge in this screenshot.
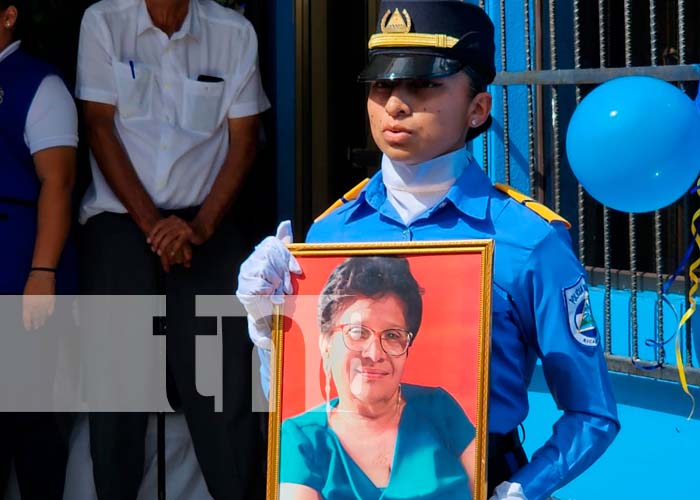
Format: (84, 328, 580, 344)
(75, 0, 271, 223)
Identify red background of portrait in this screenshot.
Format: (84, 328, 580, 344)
(279, 252, 486, 426)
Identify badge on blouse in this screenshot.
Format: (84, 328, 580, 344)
(563, 275, 599, 347)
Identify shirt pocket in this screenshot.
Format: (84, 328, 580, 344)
(181, 78, 225, 133)
(113, 59, 154, 121)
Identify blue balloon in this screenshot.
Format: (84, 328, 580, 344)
(566, 76, 700, 213)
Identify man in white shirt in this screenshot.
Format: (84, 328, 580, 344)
(75, 1, 270, 498)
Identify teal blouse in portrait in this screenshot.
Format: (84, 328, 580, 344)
(280, 384, 474, 500)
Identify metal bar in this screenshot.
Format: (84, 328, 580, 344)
(479, 0, 489, 174)
(678, 0, 686, 69)
(482, 124, 489, 174)
(573, 0, 582, 103)
(606, 354, 700, 387)
(577, 188, 585, 263)
(574, 0, 585, 264)
(523, 0, 536, 197)
(604, 207, 612, 354)
(600, 0, 612, 354)
(624, 0, 639, 359)
(650, 0, 665, 365)
(492, 64, 700, 86)
(624, 0, 632, 67)
(534, 0, 545, 203)
(599, 0, 607, 68)
(500, 0, 511, 184)
(158, 413, 166, 500)
(655, 212, 665, 364)
(574, 0, 584, 271)
(586, 266, 686, 296)
(480, 0, 488, 174)
(650, 0, 659, 66)
(683, 200, 692, 366)
(629, 212, 639, 359)
(548, 0, 560, 213)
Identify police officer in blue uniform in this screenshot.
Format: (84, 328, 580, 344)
(0, 1, 78, 498)
(237, 1, 620, 499)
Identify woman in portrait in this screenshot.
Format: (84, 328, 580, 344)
(280, 256, 475, 500)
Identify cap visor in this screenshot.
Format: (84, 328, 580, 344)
(358, 54, 463, 81)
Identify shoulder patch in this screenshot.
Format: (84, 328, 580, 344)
(563, 275, 598, 347)
(494, 183, 571, 229)
(314, 178, 370, 223)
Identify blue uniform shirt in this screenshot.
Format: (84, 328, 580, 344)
(281, 384, 473, 500)
(306, 155, 620, 500)
(0, 47, 52, 203)
(0, 47, 77, 294)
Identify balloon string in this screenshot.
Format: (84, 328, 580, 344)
(643, 181, 699, 417)
(661, 242, 696, 295)
(674, 178, 700, 419)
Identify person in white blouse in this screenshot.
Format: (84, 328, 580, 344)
(0, 1, 78, 498)
(75, 0, 270, 499)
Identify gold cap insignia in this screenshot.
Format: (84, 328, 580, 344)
(369, 7, 458, 50)
(380, 8, 412, 34)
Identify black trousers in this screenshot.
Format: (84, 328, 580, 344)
(0, 414, 69, 500)
(79, 211, 265, 500)
(0, 264, 75, 500)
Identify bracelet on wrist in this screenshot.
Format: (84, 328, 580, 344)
(30, 267, 56, 273)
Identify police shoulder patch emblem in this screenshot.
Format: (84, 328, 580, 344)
(563, 275, 598, 347)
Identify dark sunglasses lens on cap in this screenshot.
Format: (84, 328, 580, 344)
(358, 54, 463, 82)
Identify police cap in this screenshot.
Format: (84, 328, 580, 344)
(358, 0, 496, 85)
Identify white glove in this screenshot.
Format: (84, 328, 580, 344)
(236, 220, 301, 350)
(489, 482, 527, 500)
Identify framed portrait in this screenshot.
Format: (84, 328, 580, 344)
(267, 240, 493, 500)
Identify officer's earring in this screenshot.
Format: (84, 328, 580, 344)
(471, 119, 478, 127)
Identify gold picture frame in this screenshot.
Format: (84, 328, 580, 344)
(267, 240, 493, 500)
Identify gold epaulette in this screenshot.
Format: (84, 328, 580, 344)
(494, 183, 571, 229)
(314, 178, 371, 223)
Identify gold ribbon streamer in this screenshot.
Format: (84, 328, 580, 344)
(674, 180, 700, 419)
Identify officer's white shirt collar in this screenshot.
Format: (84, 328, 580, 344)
(382, 147, 472, 225)
(0, 40, 21, 64)
(136, 0, 201, 40)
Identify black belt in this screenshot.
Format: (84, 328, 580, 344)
(0, 196, 36, 208)
(0, 196, 36, 221)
